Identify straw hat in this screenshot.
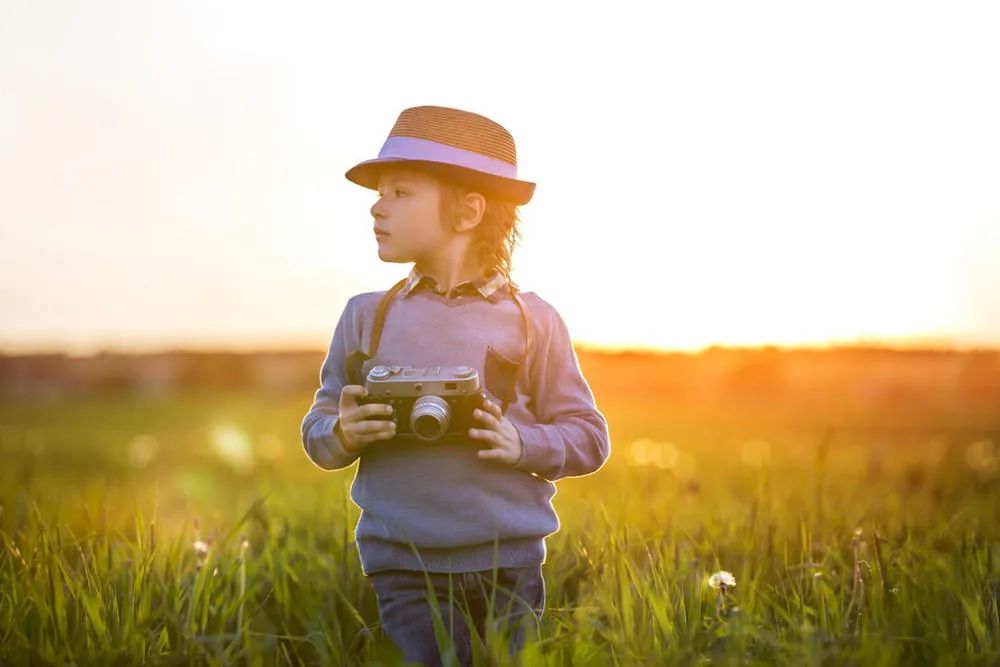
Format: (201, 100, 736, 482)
(345, 105, 535, 205)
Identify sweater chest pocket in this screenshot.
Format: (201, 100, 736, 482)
(484, 344, 523, 408)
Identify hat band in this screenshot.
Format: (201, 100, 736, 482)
(377, 136, 518, 180)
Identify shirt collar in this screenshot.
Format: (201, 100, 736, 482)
(400, 265, 509, 303)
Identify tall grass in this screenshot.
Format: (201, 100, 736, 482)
(0, 391, 997, 664)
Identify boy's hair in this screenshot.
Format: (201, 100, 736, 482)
(436, 175, 522, 292)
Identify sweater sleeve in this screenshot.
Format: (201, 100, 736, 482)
(301, 297, 363, 471)
(512, 300, 611, 481)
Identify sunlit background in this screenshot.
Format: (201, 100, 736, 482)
(1, 0, 998, 355)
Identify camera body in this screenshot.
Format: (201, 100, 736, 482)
(356, 364, 490, 442)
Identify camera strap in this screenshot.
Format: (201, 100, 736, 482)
(344, 276, 533, 413)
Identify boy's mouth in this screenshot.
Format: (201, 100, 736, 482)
(374, 228, 390, 238)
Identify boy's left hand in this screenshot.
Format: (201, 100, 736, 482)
(469, 398, 522, 465)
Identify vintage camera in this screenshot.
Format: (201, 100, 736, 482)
(356, 364, 490, 442)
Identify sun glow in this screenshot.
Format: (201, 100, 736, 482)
(1, 2, 998, 354)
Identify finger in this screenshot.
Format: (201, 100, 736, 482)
(355, 426, 397, 445)
(482, 399, 503, 418)
(352, 419, 397, 434)
(356, 402, 394, 419)
(472, 408, 500, 429)
(477, 448, 506, 461)
(340, 385, 368, 408)
(468, 428, 500, 445)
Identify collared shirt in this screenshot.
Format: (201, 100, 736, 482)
(399, 265, 509, 303)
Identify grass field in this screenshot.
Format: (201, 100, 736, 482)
(0, 386, 998, 665)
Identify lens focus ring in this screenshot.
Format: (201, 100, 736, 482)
(410, 395, 451, 441)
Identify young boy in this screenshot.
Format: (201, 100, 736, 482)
(301, 105, 611, 666)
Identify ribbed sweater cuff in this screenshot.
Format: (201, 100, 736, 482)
(308, 415, 360, 470)
(512, 423, 557, 476)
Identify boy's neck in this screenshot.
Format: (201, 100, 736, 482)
(413, 258, 490, 294)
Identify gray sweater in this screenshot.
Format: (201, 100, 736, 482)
(301, 283, 611, 574)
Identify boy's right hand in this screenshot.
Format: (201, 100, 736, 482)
(335, 385, 396, 454)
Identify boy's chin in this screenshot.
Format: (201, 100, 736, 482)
(377, 246, 410, 263)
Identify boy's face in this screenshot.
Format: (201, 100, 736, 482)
(370, 166, 449, 264)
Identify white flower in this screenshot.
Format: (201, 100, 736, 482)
(192, 539, 210, 556)
(708, 570, 736, 590)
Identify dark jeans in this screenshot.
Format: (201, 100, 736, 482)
(368, 564, 546, 666)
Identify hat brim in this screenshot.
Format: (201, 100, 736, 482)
(345, 157, 535, 205)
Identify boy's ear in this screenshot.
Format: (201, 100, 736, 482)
(453, 191, 486, 232)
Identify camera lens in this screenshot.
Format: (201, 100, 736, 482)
(410, 395, 451, 441)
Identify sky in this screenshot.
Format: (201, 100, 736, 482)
(1, 0, 998, 355)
